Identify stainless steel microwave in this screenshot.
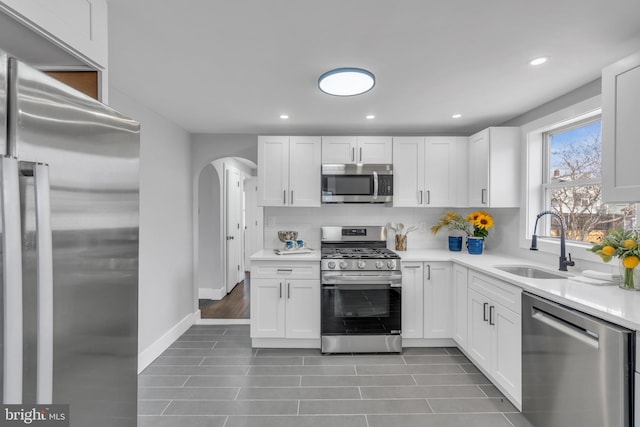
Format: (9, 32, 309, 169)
(321, 164, 393, 203)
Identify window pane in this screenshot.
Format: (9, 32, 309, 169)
(549, 121, 602, 183)
(547, 185, 636, 243)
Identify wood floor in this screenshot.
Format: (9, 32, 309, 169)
(199, 273, 250, 319)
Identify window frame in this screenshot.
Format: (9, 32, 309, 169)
(519, 95, 605, 262)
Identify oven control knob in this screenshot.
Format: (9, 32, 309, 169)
(327, 261, 336, 269)
(375, 261, 384, 269)
(387, 260, 397, 270)
(357, 261, 366, 269)
(339, 261, 348, 270)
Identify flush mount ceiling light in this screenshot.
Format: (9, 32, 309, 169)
(318, 67, 375, 96)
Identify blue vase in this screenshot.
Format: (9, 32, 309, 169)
(448, 236, 463, 251)
(467, 237, 484, 254)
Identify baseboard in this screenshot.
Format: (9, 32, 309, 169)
(137, 311, 196, 374)
(196, 318, 250, 325)
(402, 338, 456, 347)
(198, 287, 225, 300)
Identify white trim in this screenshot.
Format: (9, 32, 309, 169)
(519, 95, 604, 263)
(137, 311, 196, 374)
(198, 287, 225, 300)
(196, 318, 250, 325)
(401, 338, 456, 347)
(251, 338, 321, 348)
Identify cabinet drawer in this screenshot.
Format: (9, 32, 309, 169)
(251, 261, 320, 279)
(469, 270, 521, 314)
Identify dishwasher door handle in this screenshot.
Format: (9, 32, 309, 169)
(532, 308, 599, 349)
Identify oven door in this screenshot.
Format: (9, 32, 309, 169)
(321, 273, 402, 335)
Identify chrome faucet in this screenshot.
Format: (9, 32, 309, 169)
(530, 210, 575, 271)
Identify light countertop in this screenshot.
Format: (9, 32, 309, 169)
(250, 248, 321, 262)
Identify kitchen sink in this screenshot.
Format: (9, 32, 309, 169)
(493, 265, 568, 280)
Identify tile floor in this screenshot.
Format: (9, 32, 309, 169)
(138, 325, 534, 427)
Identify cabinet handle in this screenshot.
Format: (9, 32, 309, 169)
(283, 190, 287, 205)
(277, 268, 293, 273)
(351, 147, 355, 162)
(426, 190, 431, 205)
(287, 283, 291, 299)
(483, 302, 489, 322)
(359, 147, 363, 162)
(425, 264, 431, 280)
(279, 282, 282, 298)
(481, 188, 487, 205)
(291, 190, 294, 205)
(404, 265, 421, 269)
(489, 305, 495, 325)
(419, 190, 423, 205)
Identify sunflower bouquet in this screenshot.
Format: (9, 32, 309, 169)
(467, 211, 495, 239)
(430, 211, 471, 235)
(588, 226, 640, 289)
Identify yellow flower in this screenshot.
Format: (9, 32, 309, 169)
(623, 256, 640, 269)
(601, 246, 616, 256)
(475, 214, 494, 230)
(624, 239, 638, 250)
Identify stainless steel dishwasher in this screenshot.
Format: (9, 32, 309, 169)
(522, 292, 634, 427)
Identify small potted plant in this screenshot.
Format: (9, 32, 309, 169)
(431, 211, 471, 251)
(466, 211, 495, 254)
(388, 223, 417, 251)
(588, 226, 640, 290)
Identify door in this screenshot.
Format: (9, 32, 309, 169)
(289, 136, 321, 206)
(467, 288, 492, 372)
(257, 135, 288, 206)
(401, 263, 424, 339)
(392, 137, 424, 207)
(226, 167, 243, 293)
(425, 137, 457, 207)
(468, 129, 489, 206)
(285, 279, 320, 339)
(357, 136, 393, 163)
(243, 177, 263, 267)
(423, 262, 452, 338)
(250, 278, 285, 338)
(321, 136, 356, 163)
(452, 264, 468, 349)
(492, 304, 521, 404)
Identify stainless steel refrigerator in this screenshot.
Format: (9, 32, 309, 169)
(0, 50, 139, 426)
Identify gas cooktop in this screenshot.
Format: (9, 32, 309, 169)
(321, 247, 400, 260)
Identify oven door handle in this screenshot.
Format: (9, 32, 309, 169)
(322, 275, 402, 284)
(322, 283, 401, 290)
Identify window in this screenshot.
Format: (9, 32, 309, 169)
(541, 118, 637, 244)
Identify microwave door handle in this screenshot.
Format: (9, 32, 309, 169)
(373, 171, 378, 199)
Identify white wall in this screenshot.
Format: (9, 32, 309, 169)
(109, 88, 194, 372)
(197, 164, 221, 299)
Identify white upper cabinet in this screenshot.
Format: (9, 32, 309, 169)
(258, 136, 321, 207)
(0, 0, 108, 67)
(393, 136, 468, 207)
(322, 136, 392, 164)
(468, 127, 520, 207)
(602, 51, 640, 202)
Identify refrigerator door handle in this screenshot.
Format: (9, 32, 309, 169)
(33, 162, 53, 404)
(1, 156, 23, 404)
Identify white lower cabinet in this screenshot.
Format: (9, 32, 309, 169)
(250, 261, 320, 341)
(452, 264, 469, 351)
(401, 261, 452, 340)
(467, 270, 522, 408)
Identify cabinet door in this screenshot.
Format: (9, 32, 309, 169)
(401, 263, 424, 339)
(452, 264, 468, 350)
(289, 136, 321, 207)
(250, 278, 285, 338)
(423, 262, 452, 339)
(424, 137, 459, 207)
(467, 288, 492, 372)
(322, 136, 357, 163)
(285, 279, 320, 339)
(492, 304, 521, 405)
(357, 136, 393, 163)
(258, 136, 289, 206)
(602, 51, 640, 202)
(392, 137, 425, 207)
(468, 130, 489, 207)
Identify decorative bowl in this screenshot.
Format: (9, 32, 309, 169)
(278, 231, 298, 243)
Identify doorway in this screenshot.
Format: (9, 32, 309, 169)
(195, 157, 261, 322)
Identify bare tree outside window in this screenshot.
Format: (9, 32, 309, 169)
(544, 120, 636, 243)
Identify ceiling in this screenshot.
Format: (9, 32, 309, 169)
(103, 2, 640, 134)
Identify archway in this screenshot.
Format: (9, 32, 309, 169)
(194, 157, 260, 323)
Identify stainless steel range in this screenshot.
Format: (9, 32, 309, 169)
(320, 226, 402, 353)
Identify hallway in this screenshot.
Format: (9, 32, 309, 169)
(199, 274, 250, 319)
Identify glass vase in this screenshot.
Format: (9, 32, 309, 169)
(619, 261, 640, 291)
(395, 234, 407, 251)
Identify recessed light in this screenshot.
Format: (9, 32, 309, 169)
(366, 115, 375, 120)
(452, 114, 462, 119)
(318, 67, 375, 96)
(280, 114, 289, 119)
(529, 57, 549, 66)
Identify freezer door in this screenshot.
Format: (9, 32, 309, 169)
(9, 58, 140, 426)
(0, 50, 5, 156)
